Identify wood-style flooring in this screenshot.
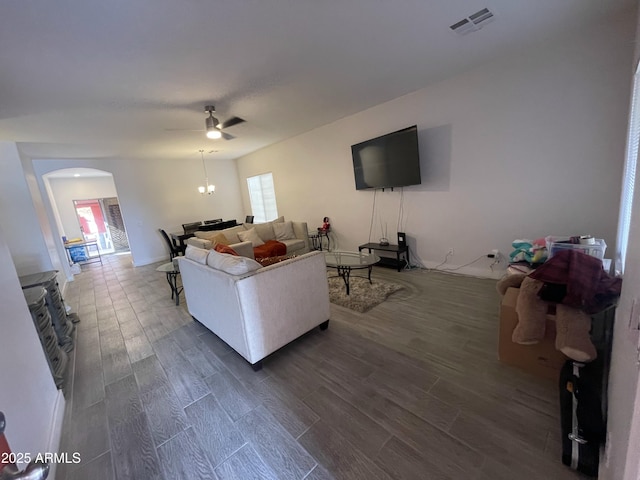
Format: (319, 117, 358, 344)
(57, 253, 588, 479)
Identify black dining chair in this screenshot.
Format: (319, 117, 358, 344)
(182, 221, 202, 234)
(245, 215, 254, 224)
(159, 229, 183, 260)
(203, 218, 223, 225)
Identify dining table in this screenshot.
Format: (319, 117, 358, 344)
(169, 231, 194, 252)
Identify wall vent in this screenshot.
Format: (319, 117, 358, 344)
(450, 8, 495, 36)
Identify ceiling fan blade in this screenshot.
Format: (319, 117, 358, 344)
(165, 128, 204, 132)
(220, 116, 245, 129)
(221, 132, 235, 141)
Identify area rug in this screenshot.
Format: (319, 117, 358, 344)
(327, 275, 403, 313)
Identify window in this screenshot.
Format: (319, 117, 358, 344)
(247, 172, 278, 223)
(616, 62, 640, 274)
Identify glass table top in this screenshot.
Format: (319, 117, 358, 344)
(324, 251, 380, 268)
(156, 261, 179, 273)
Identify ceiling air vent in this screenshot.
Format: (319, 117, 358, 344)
(450, 7, 495, 36)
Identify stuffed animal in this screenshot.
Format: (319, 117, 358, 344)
(495, 273, 526, 295)
(555, 305, 597, 362)
(513, 276, 548, 345)
(496, 273, 597, 362)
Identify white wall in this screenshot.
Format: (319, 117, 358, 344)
(0, 142, 54, 276)
(32, 156, 245, 266)
(0, 223, 64, 473)
(236, 13, 633, 278)
(602, 5, 640, 479)
(47, 175, 118, 240)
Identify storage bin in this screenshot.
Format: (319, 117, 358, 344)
(545, 236, 606, 260)
(68, 246, 88, 263)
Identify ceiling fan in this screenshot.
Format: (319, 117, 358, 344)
(166, 105, 246, 140)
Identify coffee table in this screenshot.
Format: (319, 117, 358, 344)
(324, 251, 380, 295)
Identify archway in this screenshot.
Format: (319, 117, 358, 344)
(42, 168, 130, 267)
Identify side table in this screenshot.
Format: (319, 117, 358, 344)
(309, 230, 331, 251)
(358, 243, 409, 272)
(156, 262, 183, 305)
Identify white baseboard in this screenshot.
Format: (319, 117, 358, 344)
(422, 260, 505, 279)
(132, 254, 169, 267)
(46, 390, 66, 480)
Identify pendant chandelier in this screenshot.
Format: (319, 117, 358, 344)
(198, 149, 215, 195)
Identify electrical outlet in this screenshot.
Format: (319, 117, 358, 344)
(487, 249, 501, 261)
(447, 247, 455, 256)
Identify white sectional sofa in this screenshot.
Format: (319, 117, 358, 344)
(185, 217, 311, 259)
(177, 246, 330, 370)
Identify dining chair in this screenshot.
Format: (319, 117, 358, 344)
(245, 215, 254, 224)
(159, 229, 183, 260)
(182, 221, 202, 234)
(203, 218, 223, 225)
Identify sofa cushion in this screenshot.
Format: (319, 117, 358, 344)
(238, 228, 265, 247)
(219, 225, 245, 244)
(252, 222, 276, 242)
(185, 245, 209, 264)
(206, 249, 261, 275)
(214, 244, 238, 256)
(273, 221, 295, 241)
(281, 238, 305, 252)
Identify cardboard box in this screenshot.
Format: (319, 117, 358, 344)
(498, 287, 567, 381)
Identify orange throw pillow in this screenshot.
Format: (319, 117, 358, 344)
(214, 244, 239, 256)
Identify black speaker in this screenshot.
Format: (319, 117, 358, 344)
(397, 232, 406, 247)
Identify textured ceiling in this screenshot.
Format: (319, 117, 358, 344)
(0, 0, 634, 163)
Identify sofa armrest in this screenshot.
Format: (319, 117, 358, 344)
(234, 251, 330, 362)
(229, 241, 255, 259)
(186, 237, 212, 249)
(292, 222, 310, 252)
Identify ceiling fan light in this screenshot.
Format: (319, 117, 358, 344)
(206, 128, 222, 139)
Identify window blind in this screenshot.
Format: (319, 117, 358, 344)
(616, 63, 640, 274)
(247, 173, 278, 223)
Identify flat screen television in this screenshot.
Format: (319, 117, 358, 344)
(351, 125, 421, 190)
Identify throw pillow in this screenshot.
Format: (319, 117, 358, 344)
(214, 244, 238, 256)
(273, 221, 295, 241)
(194, 231, 230, 246)
(220, 225, 246, 244)
(207, 249, 262, 275)
(212, 232, 230, 246)
(273, 216, 285, 223)
(194, 230, 218, 241)
(252, 222, 275, 242)
(185, 245, 209, 265)
(238, 228, 265, 247)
